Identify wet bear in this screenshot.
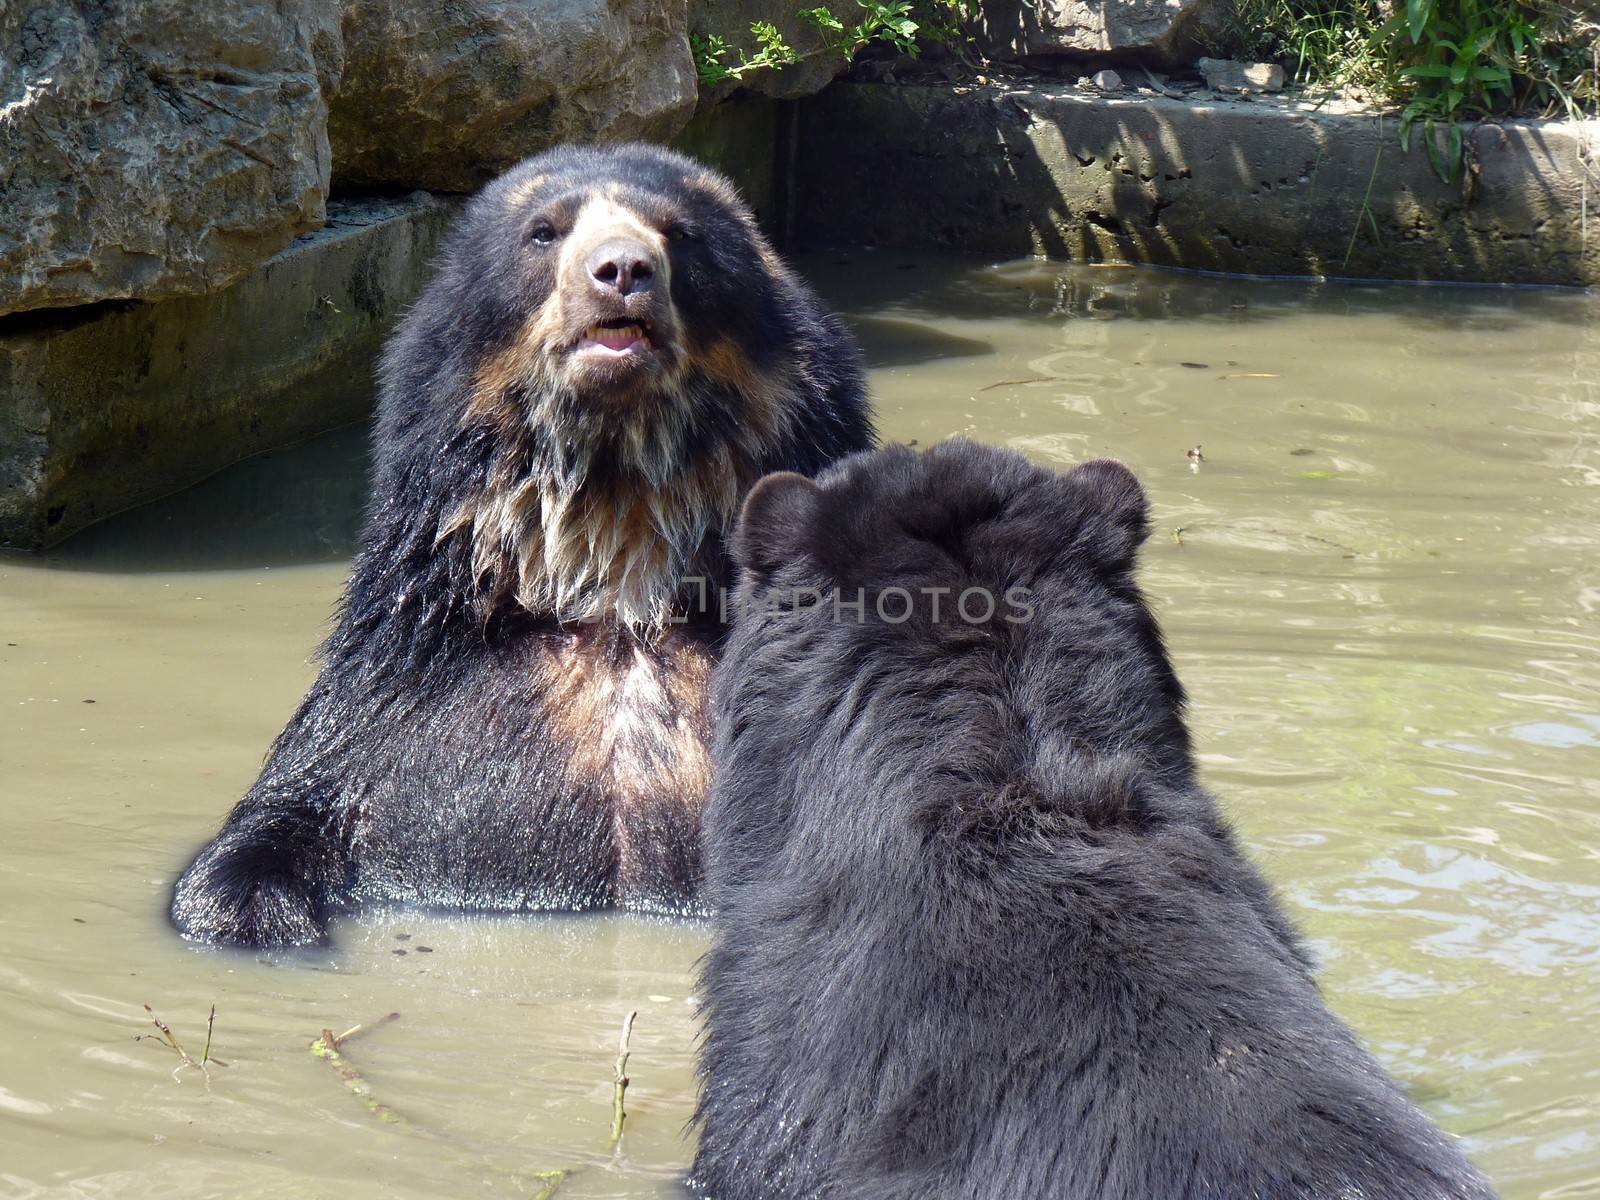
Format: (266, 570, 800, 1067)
(693, 440, 1495, 1200)
(170, 143, 873, 947)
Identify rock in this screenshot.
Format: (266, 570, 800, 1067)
(1091, 69, 1123, 92)
(975, 0, 1228, 65)
(690, 0, 857, 101)
(0, 195, 457, 549)
(329, 0, 699, 193)
(1198, 58, 1287, 93)
(0, 0, 341, 318)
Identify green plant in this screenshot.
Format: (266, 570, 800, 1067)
(692, 21, 801, 86)
(1225, 0, 1390, 91)
(1388, 0, 1544, 180)
(693, 2, 974, 87)
(1223, 0, 1595, 184)
(801, 2, 922, 58)
(818, 0, 977, 58)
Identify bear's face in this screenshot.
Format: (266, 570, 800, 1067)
(724, 439, 1190, 778)
(456, 144, 778, 407)
(408, 144, 847, 633)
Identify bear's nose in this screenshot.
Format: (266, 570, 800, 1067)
(586, 239, 656, 296)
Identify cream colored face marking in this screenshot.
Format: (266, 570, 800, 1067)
(558, 194, 670, 293)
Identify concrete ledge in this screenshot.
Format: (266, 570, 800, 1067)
(793, 81, 1600, 285)
(0, 193, 458, 549)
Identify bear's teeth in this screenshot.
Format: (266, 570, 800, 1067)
(586, 324, 645, 351)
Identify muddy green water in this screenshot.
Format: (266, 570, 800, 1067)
(2, 253, 1598, 1199)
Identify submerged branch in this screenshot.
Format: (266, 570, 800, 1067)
(609, 1009, 638, 1148)
(309, 1012, 419, 1131)
(301, 1004, 645, 1195)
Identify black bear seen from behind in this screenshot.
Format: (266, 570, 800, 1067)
(693, 439, 1495, 1200)
(170, 143, 872, 947)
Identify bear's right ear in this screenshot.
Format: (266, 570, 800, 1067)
(732, 472, 823, 575)
(1063, 458, 1150, 574)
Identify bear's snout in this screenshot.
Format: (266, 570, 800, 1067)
(586, 238, 656, 297)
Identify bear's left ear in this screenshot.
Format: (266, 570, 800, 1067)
(1064, 458, 1150, 574)
(733, 471, 823, 575)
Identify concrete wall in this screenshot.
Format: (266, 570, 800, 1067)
(0, 194, 456, 549)
(793, 81, 1600, 286)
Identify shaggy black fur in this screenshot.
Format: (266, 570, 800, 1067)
(170, 144, 871, 947)
(693, 440, 1495, 1200)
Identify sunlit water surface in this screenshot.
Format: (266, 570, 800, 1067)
(2, 252, 1598, 1199)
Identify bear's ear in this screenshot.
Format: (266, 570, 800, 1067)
(733, 471, 823, 575)
(1064, 458, 1149, 573)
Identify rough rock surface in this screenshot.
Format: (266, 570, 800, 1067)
(329, 0, 699, 193)
(0, 194, 456, 549)
(0, 0, 341, 318)
(976, 0, 1227, 64)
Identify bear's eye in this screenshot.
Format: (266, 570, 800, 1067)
(528, 221, 559, 246)
(666, 223, 697, 244)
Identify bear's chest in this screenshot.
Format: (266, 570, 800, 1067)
(535, 629, 713, 795)
(530, 626, 716, 898)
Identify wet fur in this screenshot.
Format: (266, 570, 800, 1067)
(692, 440, 1495, 1200)
(169, 144, 872, 947)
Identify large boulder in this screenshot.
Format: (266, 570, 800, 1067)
(976, 0, 1227, 63)
(329, 0, 699, 193)
(0, 0, 341, 318)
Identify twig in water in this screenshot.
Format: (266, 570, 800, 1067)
(310, 1012, 420, 1130)
(306, 1011, 578, 1195)
(329, 1011, 401, 1048)
(201, 1005, 216, 1066)
(139, 1004, 228, 1080)
(609, 1010, 638, 1148)
(978, 376, 1051, 392)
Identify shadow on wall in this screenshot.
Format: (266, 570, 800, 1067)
(788, 81, 1597, 287)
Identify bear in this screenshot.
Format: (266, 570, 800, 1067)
(169, 143, 873, 948)
(691, 439, 1496, 1200)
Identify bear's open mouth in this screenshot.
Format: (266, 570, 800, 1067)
(578, 318, 653, 356)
